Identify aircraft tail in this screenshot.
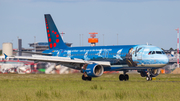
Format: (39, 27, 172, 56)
(44, 14, 67, 49)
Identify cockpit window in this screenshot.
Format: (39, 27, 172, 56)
(162, 51, 165, 54)
(152, 51, 155, 54)
(148, 51, 165, 55)
(148, 51, 152, 55)
(156, 51, 162, 54)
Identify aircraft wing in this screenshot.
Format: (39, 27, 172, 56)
(14, 55, 111, 69)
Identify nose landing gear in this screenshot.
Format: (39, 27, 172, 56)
(146, 69, 152, 81)
(146, 76, 152, 81)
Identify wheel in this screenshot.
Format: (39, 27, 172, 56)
(146, 77, 149, 81)
(119, 74, 124, 81)
(87, 77, 92, 81)
(82, 75, 87, 81)
(125, 74, 129, 81)
(146, 77, 151, 81)
(150, 77, 152, 81)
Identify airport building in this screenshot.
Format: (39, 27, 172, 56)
(0, 40, 76, 74)
(17, 39, 72, 56)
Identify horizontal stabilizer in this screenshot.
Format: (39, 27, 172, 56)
(15, 51, 52, 56)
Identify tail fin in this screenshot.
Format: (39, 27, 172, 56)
(44, 14, 67, 49)
(4, 53, 8, 60)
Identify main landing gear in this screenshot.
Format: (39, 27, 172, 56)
(82, 75, 92, 81)
(119, 71, 129, 81)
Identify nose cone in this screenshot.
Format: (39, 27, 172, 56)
(161, 55, 169, 65)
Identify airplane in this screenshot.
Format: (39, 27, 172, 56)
(14, 14, 169, 81)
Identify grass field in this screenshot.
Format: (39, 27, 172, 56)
(0, 73, 180, 101)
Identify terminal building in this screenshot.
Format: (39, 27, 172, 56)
(17, 39, 72, 56)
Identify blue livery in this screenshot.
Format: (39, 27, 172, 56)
(42, 14, 169, 81)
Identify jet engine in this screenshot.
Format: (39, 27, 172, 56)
(84, 63, 104, 77)
(139, 69, 161, 77)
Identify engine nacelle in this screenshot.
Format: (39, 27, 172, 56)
(84, 63, 104, 77)
(139, 69, 160, 77)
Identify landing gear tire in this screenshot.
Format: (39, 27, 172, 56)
(119, 74, 129, 81)
(82, 75, 86, 80)
(125, 74, 129, 81)
(119, 74, 124, 81)
(146, 77, 152, 81)
(82, 75, 92, 81)
(87, 77, 92, 81)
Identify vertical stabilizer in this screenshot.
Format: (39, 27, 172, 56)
(45, 14, 67, 49)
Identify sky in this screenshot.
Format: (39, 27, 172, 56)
(0, 0, 180, 50)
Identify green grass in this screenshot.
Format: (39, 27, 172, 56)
(0, 73, 180, 101)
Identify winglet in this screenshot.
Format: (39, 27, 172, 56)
(4, 53, 8, 60)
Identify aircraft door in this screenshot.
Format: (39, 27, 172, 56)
(136, 47, 144, 60)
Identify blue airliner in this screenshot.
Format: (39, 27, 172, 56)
(16, 14, 169, 81)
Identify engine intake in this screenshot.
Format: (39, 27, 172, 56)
(84, 63, 104, 77)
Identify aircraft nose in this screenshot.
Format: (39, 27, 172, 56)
(163, 55, 169, 65)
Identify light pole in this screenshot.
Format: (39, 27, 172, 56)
(103, 34, 104, 46)
(79, 34, 81, 46)
(34, 36, 36, 52)
(82, 34, 83, 46)
(176, 28, 179, 68)
(117, 34, 118, 45)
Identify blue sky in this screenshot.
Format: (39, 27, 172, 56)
(0, 0, 180, 50)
